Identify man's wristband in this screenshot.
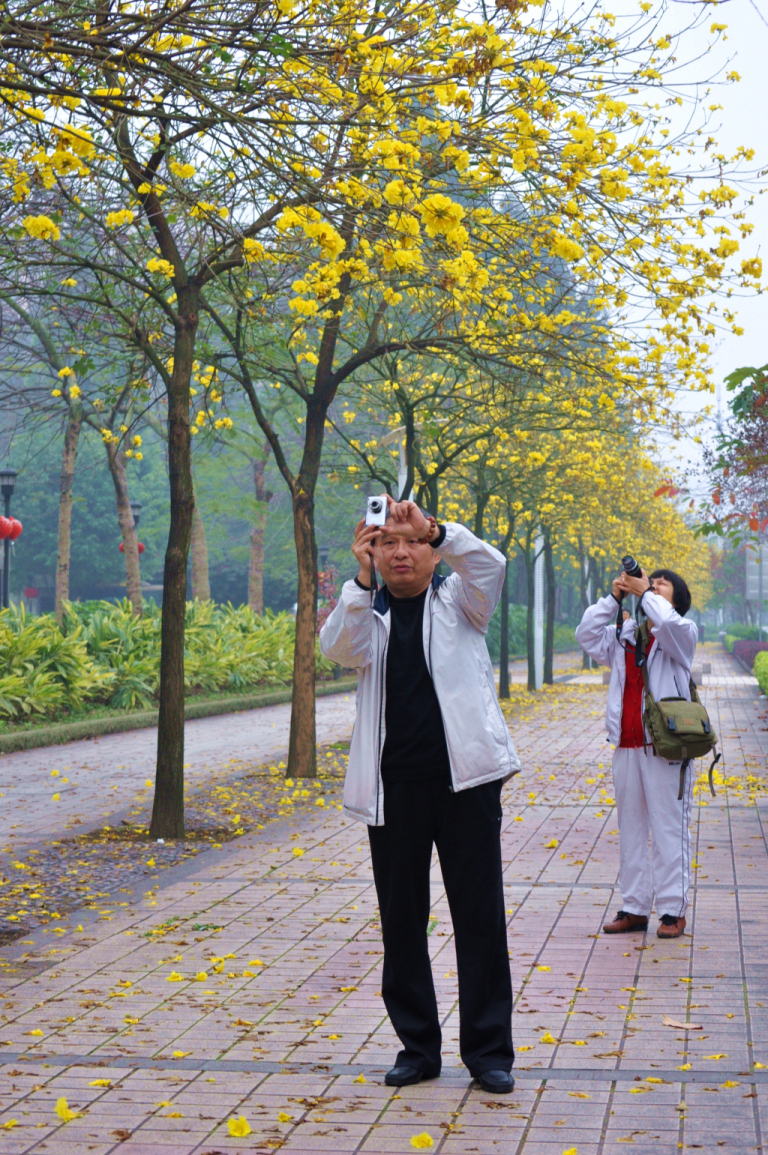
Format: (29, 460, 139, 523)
(429, 523, 446, 548)
(354, 576, 371, 591)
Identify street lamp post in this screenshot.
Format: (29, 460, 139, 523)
(129, 500, 142, 530)
(0, 468, 18, 610)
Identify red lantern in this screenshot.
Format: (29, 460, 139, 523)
(0, 517, 10, 540)
(24, 587, 39, 599)
(119, 541, 145, 554)
(8, 519, 22, 541)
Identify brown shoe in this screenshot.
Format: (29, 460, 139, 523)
(657, 915, 686, 939)
(603, 910, 649, 934)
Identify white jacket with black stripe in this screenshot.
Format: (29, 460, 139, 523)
(575, 590, 698, 753)
(319, 522, 521, 826)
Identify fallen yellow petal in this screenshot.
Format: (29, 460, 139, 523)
(27, 1029, 44, 1036)
(410, 1134, 434, 1150)
(52, 793, 60, 801)
(166, 971, 183, 982)
(353, 1074, 367, 1084)
(293, 847, 304, 856)
(568, 1091, 590, 1099)
(541, 1032, 558, 1044)
(277, 1111, 293, 1122)
(704, 1053, 727, 1060)
(195, 972, 208, 981)
(172, 1050, 191, 1058)
(544, 839, 559, 849)
(55, 1097, 79, 1122)
(88, 1079, 111, 1087)
(227, 1116, 252, 1137)
(0, 1120, 18, 1129)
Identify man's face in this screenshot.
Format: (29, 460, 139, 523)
(374, 530, 438, 598)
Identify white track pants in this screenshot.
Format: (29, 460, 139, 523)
(611, 747, 694, 919)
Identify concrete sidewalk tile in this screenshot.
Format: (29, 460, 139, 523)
(0, 650, 762, 1154)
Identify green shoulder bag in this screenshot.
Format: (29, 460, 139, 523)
(640, 655, 720, 800)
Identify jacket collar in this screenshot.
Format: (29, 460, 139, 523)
(373, 571, 446, 616)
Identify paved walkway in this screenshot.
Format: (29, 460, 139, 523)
(0, 692, 357, 856)
(0, 644, 765, 1153)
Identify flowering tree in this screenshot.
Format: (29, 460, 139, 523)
(0, 0, 758, 798)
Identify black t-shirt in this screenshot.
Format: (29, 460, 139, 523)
(380, 587, 451, 784)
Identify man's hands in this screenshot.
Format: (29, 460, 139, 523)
(351, 498, 436, 588)
(351, 520, 380, 587)
(384, 497, 434, 540)
(615, 567, 652, 599)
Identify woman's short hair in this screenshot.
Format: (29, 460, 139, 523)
(649, 569, 692, 617)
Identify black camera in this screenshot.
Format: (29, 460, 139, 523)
(621, 555, 643, 579)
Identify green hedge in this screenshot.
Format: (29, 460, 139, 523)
(723, 624, 761, 641)
(755, 651, 768, 695)
(724, 634, 737, 653)
(0, 600, 334, 719)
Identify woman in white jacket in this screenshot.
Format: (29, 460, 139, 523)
(575, 567, 698, 939)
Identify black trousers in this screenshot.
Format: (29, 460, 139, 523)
(367, 777, 514, 1077)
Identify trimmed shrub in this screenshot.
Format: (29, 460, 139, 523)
(755, 651, 768, 695)
(732, 639, 768, 671)
(0, 600, 334, 719)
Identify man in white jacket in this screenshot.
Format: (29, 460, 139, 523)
(575, 566, 698, 940)
(320, 497, 520, 1094)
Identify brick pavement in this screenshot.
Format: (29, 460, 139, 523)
(0, 644, 764, 1153)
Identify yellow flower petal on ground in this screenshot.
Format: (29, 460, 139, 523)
(277, 1111, 293, 1122)
(172, 1050, 191, 1058)
(722, 1081, 740, 1088)
(195, 972, 208, 981)
(569, 1091, 590, 1098)
(0, 1119, 18, 1129)
(88, 1079, 111, 1087)
(27, 1029, 44, 1036)
(536, 965, 550, 972)
(55, 1097, 79, 1122)
(544, 839, 559, 849)
(353, 1074, 367, 1083)
(227, 1116, 252, 1137)
(563, 1149, 578, 1155)
(704, 1053, 727, 1060)
(52, 793, 60, 801)
(293, 847, 304, 856)
(124, 1016, 139, 1024)
(166, 971, 183, 982)
(410, 1135, 434, 1150)
(541, 1032, 558, 1044)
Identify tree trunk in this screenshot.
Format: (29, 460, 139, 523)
(106, 441, 143, 618)
(544, 531, 556, 685)
(150, 288, 198, 839)
(190, 500, 210, 602)
(499, 558, 510, 699)
(525, 545, 535, 691)
(55, 405, 82, 625)
(287, 485, 318, 778)
(248, 456, 269, 614)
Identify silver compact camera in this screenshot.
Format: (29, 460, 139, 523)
(365, 494, 388, 527)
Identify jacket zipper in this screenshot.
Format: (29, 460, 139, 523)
(375, 616, 389, 825)
(425, 585, 456, 792)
